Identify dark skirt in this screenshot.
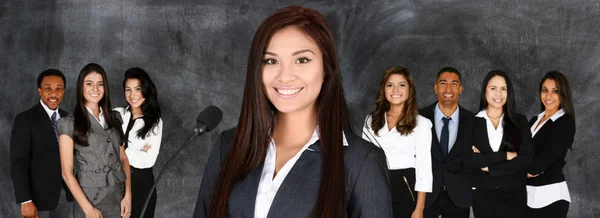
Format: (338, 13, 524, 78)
(472, 186, 527, 218)
(131, 166, 157, 218)
(390, 168, 417, 218)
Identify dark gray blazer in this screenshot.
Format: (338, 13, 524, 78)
(193, 128, 392, 218)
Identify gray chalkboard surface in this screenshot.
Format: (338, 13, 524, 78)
(1, 1, 598, 217)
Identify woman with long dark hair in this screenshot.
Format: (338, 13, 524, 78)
(525, 71, 575, 217)
(58, 63, 131, 218)
(193, 6, 391, 218)
(470, 70, 533, 218)
(362, 66, 432, 218)
(113, 67, 162, 218)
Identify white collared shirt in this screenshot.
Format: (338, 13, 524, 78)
(361, 114, 433, 192)
(113, 107, 163, 169)
(434, 103, 460, 152)
(85, 106, 105, 128)
(40, 99, 60, 121)
(475, 110, 504, 152)
(527, 108, 570, 208)
(254, 127, 348, 218)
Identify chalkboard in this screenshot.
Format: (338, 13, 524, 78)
(1, 1, 598, 217)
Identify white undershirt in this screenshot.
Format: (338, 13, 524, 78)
(254, 127, 348, 218)
(361, 114, 433, 193)
(527, 109, 570, 208)
(85, 106, 105, 128)
(475, 110, 504, 152)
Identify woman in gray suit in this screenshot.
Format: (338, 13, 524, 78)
(194, 6, 392, 218)
(58, 63, 132, 218)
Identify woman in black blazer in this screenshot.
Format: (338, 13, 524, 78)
(470, 70, 533, 218)
(525, 71, 575, 217)
(193, 6, 392, 218)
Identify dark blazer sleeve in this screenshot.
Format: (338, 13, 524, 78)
(10, 112, 33, 203)
(528, 116, 575, 175)
(347, 147, 393, 218)
(488, 115, 534, 177)
(193, 130, 230, 218)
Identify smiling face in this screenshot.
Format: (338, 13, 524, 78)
(82, 72, 104, 107)
(385, 74, 409, 107)
(485, 75, 508, 110)
(541, 79, 561, 113)
(38, 75, 65, 110)
(435, 72, 463, 107)
(124, 78, 146, 110)
(261, 26, 324, 115)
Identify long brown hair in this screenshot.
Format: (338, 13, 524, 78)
(370, 66, 418, 136)
(539, 71, 575, 118)
(208, 6, 351, 217)
(73, 63, 124, 146)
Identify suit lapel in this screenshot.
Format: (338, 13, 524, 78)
(34, 103, 59, 146)
(268, 141, 321, 217)
(422, 103, 444, 161)
(230, 162, 263, 216)
(475, 117, 494, 152)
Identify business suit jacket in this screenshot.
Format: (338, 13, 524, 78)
(527, 114, 575, 186)
(193, 128, 392, 218)
(10, 102, 73, 210)
(419, 103, 474, 209)
(471, 113, 533, 190)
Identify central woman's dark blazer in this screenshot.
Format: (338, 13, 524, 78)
(471, 114, 533, 190)
(193, 128, 393, 218)
(527, 114, 575, 186)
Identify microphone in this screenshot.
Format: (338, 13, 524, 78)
(194, 105, 223, 135)
(139, 106, 223, 218)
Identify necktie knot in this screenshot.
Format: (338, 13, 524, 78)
(442, 117, 451, 124)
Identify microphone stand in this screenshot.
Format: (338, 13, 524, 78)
(138, 130, 201, 218)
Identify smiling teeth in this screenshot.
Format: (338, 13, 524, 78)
(277, 88, 301, 95)
(90, 94, 99, 97)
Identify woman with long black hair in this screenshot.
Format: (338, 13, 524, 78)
(525, 71, 575, 217)
(113, 67, 162, 218)
(470, 70, 533, 218)
(58, 63, 131, 218)
(193, 6, 391, 218)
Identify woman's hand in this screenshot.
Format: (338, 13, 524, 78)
(120, 195, 132, 218)
(411, 208, 424, 218)
(84, 207, 102, 218)
(481, 167, 489, 172)
(506, 152, 518, 160)
(527, 172, 543, 178)
(472, 146, 480, 153)
(140, 143, 151, 152)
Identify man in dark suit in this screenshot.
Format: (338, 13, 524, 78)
(10, 69, 73, 218)
(419, 67, 474, 218)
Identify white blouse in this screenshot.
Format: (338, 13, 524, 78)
(361, 113, 433, 193)
(113, 107, 163, 169)
(254, 127, 348, 218)
(475, 110, 504, 152)
(527, 109, 571, 208)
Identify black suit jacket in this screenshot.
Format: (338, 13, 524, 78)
(193, 128, 393, 218)
(471, 113, 533, 190)
(10, 102, 73, 210)
(419, 103, 474, 209)
(527, 114, 575, 186)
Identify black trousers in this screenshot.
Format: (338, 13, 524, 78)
(390, 168, 417, 218)
(525, 200, 569, 218)
(472, 186, 526, 218)
(424, 190, 470, 218)
(131, 166, 157, 218)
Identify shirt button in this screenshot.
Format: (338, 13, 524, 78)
(93, 197, 97, 200)
(94, 169, 99, 173)
(107, 138, 111, 142)
(109, 153, 113, 158)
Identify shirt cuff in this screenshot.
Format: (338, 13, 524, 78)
(21, 200, 32, 204)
